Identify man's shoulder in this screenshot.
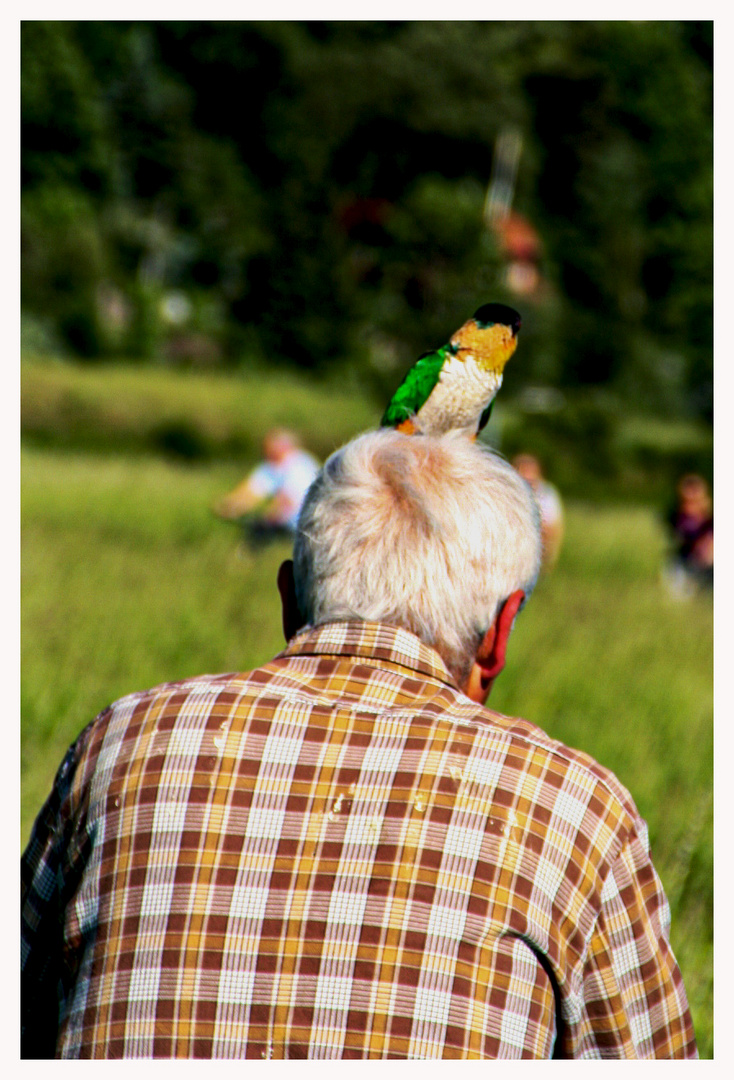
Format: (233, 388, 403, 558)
(465, 699, 639, 829)
(70, 671, 263, 777)
(86, 671, 250, 737)
(104, 670, 253, 712)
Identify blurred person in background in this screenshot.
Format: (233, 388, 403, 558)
(513, 453, 564, 569)
(213, 428, 320, 549)
(663, 473, 713, 599)
(22, 430, 696, 1059)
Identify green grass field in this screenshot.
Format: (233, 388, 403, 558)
(21, 361, 713, 1056)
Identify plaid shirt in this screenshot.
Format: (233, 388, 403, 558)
(21, 621, 697, 1059)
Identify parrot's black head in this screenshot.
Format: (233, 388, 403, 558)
(473, 303, 522, 336)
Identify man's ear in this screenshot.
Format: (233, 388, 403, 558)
(277, 559, 305, 642)
(464, 589, 525, 705)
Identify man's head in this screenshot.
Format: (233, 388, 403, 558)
(677, 473, 711, 517)
(280, 429, 541, 694)
(513, 452, 543, 488)
(264, 428, 299, 464)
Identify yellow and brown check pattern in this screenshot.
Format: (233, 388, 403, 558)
(21, 621, 697, 1059)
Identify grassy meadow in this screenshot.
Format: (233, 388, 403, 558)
(21, 358, 713, 1056)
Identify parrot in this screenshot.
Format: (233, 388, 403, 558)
(380, 302, 521, 438)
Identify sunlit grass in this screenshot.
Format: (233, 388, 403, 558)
(21, 355, 382, 464)
(21, 443, 712, 1056)
(21, 448, 289, 824)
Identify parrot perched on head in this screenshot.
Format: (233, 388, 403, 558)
(380, 302, 521, 438)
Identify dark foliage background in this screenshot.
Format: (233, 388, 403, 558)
(21, 21, 712, 421)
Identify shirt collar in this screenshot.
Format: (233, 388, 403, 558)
(277, 620, 460, 690)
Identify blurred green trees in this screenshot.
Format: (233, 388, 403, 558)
(21, 21, 712, 419)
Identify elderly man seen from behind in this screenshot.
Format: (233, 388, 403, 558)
(22, 430, 696, 1059)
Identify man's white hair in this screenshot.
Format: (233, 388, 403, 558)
(293, 429, 542, 685)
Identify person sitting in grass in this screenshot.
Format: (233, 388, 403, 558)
(663, 472, 713, 598)
(213, 427, 320, 548)
(21, 429, 697, 1060)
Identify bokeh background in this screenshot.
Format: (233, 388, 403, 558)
(21, 20, 713, 1056)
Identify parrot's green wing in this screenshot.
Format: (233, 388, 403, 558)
(380, 346, 449, 427)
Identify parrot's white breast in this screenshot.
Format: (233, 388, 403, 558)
(415, 352, 502, 435)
